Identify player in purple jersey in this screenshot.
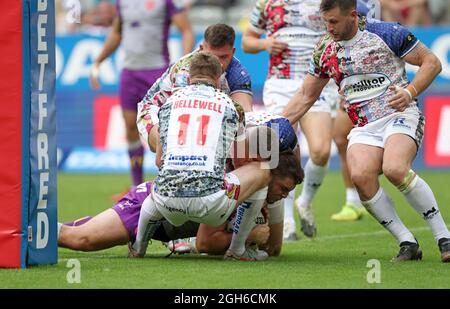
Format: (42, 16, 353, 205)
(282, 0, 450, 262)
(57, 182, 268, 252)
(89, 0, 194, 195)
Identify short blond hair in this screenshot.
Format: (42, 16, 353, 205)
(189, 52, 222, 81)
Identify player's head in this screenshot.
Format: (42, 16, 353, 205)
(189, 52, 222, 87)
(231, 125, 278, 169)
(200, 24, 236, 71)
(320, 0, 359, 41)
(231, 118, 298, 168)
(266, 151, 304, 204)
(264, 117, 298, 152)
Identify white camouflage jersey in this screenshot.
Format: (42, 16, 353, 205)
(310, 17, 420, 127)
(249, 0, 378, 80)
(155, 83, 242, 197)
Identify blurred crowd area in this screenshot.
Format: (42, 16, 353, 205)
(56, 0, 450, 35)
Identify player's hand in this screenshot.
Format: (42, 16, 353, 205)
(248, 223, 270, 246)
(264, 37, 288, 56)
(388, 85, 413, 112)
(89, 63, 101, 90)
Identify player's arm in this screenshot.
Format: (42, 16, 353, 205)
(242, 27, 288, 56)
(136, 67, 173, 152)
(281, 74, 330, 125)
(231, 92, 253, 112)
(155, 129, 163, 168)
(196, 222, 269, 255)
(258, 200, 283, 256)
(389, 42, 442, 111)
(171, 11, 195, 55)
(90, 16, 122, 90)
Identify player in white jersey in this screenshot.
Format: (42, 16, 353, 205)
(89, 0, 194, 198)
(242, 0, 371, 240)
(130, 52, 303, 260)
(282, 0, 450, 262)
(137, 24, 253, 154)
(195, 111, 300, 257)
(331, 0, 380, 221)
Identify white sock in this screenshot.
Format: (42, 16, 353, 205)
(346, 187, 363, 208)
(133, 195, 163, 255)
(401, 175, 450, 242)
(283, 190, 296, 226)
(229, 188, 267, 256)
(57, 222, 63, 240)
(297, 159, 328, 208)
(362, 187, 416, 244)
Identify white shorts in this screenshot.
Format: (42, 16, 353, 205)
(347, 107, 424, 149)
(262, 78, 339, 118)
(153, 173, 240, 227)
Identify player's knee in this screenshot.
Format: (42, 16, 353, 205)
(350, 171, 370, 190)
(309, 148, 330, 166)
(333, 135, 348, 152)
(382, 163, 409, 186)
(74, 235, 97, 251)
(194, 237, 210, 254)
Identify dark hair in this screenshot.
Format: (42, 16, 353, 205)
(204, 23, 235, 48)
(320, 0, 356, 13)
(189, 52, 222, 81)
(271, 150, 304, 185)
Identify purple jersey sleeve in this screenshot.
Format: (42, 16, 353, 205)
(166, 0, 186, 18)
(366, 20, 419, 58)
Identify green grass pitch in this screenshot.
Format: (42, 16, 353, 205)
(1, 171, 450, 288)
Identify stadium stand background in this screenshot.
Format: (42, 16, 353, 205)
(54, 0, 450, 173)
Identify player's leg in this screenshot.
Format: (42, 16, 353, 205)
(58, 209, 130, 251)
(119, 70, 145, 189)
(296, 111, 332, 237)
(262, 79, 299, 241)
(122, 110, 143, 186)
(348, 140, 420, 261)
(331, 108, 366, 221)
(195, 222, 231, 255)
(130, 193, 164, 257)
(223, 164, 270, 260)
(383, 132, 450, 262)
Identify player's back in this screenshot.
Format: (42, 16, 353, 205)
(155, 84, 240, 197)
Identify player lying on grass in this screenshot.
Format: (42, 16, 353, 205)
(59, 114, 301, 257)
(58, 182, 269, 253)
